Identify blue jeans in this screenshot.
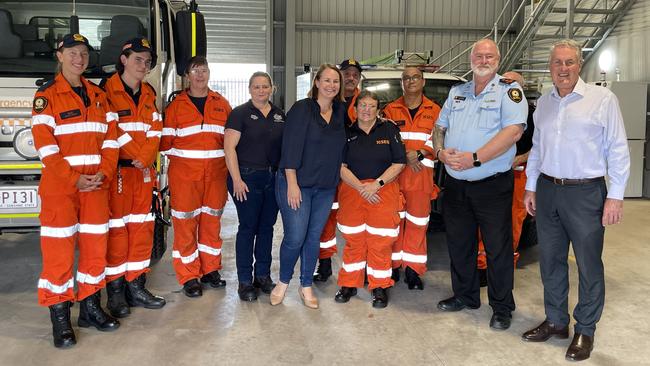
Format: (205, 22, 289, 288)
(227, 168, 279, 285)
(275, 172, 335, 287)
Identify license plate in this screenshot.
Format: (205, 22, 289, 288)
(0, 188, 38, 209)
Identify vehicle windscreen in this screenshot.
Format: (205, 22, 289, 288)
(362, 78, 463, 109)
(0, 0, 150, 79)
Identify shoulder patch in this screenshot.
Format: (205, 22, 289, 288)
(500, 78, 515, 85)
(507, 88, 523, 103)
(33, 96, 48, 113)
(36, 78, 55, 92)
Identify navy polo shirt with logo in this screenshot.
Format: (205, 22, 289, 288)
(344, 119, 406, 180)
(225, 99, 286, 169)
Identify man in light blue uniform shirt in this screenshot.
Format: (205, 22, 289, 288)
(521, 39, 630, 362)
(433, 39, 527, 331)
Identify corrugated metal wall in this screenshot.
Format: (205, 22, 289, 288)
(581, 0, 650, 82)
(200, 0, 268, 64)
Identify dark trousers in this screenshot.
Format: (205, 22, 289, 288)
(275, 172, 335, 287)
(443, 170, 515, 314)
(227, 168, 279, 285)
(536, 177, 606, 337)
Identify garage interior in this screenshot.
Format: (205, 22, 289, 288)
(2, 0, 650, 365)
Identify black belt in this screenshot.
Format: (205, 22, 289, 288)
(465, 169, 512, 184)
(241, 166, 277, 173)
(540, 173, 604, 186)
(118, 159, 134, 167)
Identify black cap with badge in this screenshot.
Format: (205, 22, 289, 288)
(57, 33, 93, 51)
(121, 37, 156, 68)
(339, 58, 362, 73)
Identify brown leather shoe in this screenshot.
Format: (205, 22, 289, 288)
(565, 333, 593, 362)
(521, 320, 569, 342)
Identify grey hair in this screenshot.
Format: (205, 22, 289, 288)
(470, 38, 501, 58)
(550, 39, 583, 64)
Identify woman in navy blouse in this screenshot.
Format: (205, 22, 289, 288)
(270, 64, 346, 309)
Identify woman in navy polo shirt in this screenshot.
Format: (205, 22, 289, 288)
(270, 64, 347, 309)
(224, 72, 285, 302)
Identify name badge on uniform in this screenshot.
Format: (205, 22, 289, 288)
(117, 109, 131, 117)
(273, 113, 284, 123)
(376, 139, 389, 145)
(454, 96, 466, 101)
(143, 168, 151, 183)
(250, 114, 259, 120)
(347, 135, 358, 142)
(60, 109, 81, 119)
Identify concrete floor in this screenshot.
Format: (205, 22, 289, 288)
(1, 199, 649, 366)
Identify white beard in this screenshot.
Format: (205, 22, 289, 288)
(471, 63, 496, 77)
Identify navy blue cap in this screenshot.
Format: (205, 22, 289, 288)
(122, 37, 153, 54)
(339, 58, 362, 73)
(57, 33, 93, 51)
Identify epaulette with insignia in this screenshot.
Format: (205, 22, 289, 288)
(143, 82, 157, 96)
(36, 78, 55, 92)
(500, 78, 515, 85)
(98, 78, 108, 90)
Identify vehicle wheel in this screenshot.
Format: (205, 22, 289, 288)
(518, 215, 538, 248)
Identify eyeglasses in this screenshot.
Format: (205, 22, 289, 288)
(134, 56, 152, 68)
(189, 68, 209, 75)
(357, 103, 377, 110)
(402, 75, 422, 82)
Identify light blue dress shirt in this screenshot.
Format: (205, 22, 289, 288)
(525, 78, 630, 200)
(437, 73, 528, 181)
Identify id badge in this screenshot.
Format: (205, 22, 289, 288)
(143, 167, 151, 183)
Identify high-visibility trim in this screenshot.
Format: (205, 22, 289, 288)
(119, 122, 150, 132)
(0, 213, 39, 219)
(171, 208, 201, 219)
(405, 212, 430, 226)
(106, 259, 152, 275)
(78, 223, 109, 234)
(38, 278, 74, 294)
(146, 130, 162, 138)
(367, 266, 392, 279)
(38, 145, 60, 159)
(64, 154, 101, 166)
(32, 114, 56, 129)
(105, 263, 127, 276)
(117, 133, 133, 147)
(391, 251, 403, 260)
(76, 271, 106, 284)
(102, 140, 119, 149)
(319, 237, 336, 249)
(337, 223, 365, 234)
(162, 127, 176, 136)
(366, 225, 399, 238)
(108, 218, 125, 228)
(152, 112, 162, 121)
(400, 132, 430, 142)
(425, 140, 433, 148)
(331, 202, 339, 210)
(341, 260, 366, 273)
(106, 112, 119, 122)
(176, 124, 224, 137)
(398, 211, 406, 219)
(198, 244, 222, 256)
(421, 158, 435, 168)
(164, 148, 225, 159)
(124, 213, 155, 223)
(172, 249, 199, 264)
(54, 122, 108, 136)
(402, 252, 428, 264)
(201, 206, 224, 217)
(41, 224, 78, 238)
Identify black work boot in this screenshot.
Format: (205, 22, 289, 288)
(404, 266, 423, 290)
(253, 276, 276, 294)
(49, 301, 76, 348)
(313, 258, 332, 282)
(78, 291, 120, 331)
(200, 270, 227, 288)
(106, 276, 131, 318)
(391, 267, 400, 282)
(126, 274, 166, 309)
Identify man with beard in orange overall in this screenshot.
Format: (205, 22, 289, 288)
(32, 34, 120, 348)
(313, 58, 361, 282)
(103, 38, 166, 318)
(160, 56, 232, 297)
(382, 66, 440, 290)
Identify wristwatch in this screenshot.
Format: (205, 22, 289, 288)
(376, 178, 385, 187)
(472, 152, 482, 167)
(435, 148, 442, 160)
(416, 150, 425, 161)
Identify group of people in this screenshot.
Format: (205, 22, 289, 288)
(32, 33, 629, 363)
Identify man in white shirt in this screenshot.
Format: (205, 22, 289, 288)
(522, 39, 630, 362)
